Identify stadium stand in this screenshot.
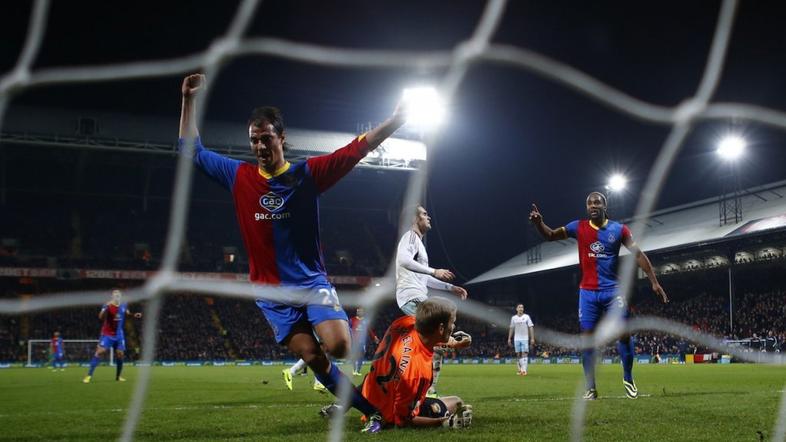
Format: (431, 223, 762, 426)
(1, 111, 784, 365)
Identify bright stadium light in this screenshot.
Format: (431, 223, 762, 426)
(402, 86, 446, 129)
(716, 135, 746, 161)
(606, 173, 627, 192)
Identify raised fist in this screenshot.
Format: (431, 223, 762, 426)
(182, 74, 206, 98)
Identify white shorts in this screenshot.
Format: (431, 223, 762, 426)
(399, 296, 427, 316)
(514, 340, 529, 353)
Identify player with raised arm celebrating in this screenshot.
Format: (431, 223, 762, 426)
(83, 289, 142, 383)
(507, 304, 535, 375)
(396, 205, 468, 396)
(179, 73, 405, 428)
(529, 192, 668, 400)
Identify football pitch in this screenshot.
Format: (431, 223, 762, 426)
(1, 364, 784, 441)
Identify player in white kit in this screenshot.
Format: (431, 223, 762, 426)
(396, 205, 468, 395)
(508, 304, 535, 375)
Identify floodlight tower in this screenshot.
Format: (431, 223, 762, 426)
(716, 135, 745, 226)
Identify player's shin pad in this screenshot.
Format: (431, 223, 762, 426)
(442, 404, 473, 429)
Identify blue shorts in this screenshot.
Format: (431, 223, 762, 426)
(578, 288, 627, 331)
(256, 286, 349, 344)
(351, 335, 368, 353)
(514, 340, 529, 353)
(99, 335, 126, 352)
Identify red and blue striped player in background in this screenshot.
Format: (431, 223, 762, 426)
(178, 74, 406, 430)
(529, 192, 668, 400)
(50, 331, 65, 371)
(350, 307, 380, 376)
(83, 289, 142, 383)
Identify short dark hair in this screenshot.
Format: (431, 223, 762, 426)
(415, 297, 456, 335)
(248, 106, 285, 135)
(247, 106, 289, 151)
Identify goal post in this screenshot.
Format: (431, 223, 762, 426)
(27, 339, 113, 367)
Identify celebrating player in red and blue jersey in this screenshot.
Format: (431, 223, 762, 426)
(50, 331, 65, 371)
(529, 192, 668, 400)
(178, 74, 406, 424)
(83, 289, 142, 384)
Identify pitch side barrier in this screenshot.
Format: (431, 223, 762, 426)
(5, 354, 758, 368)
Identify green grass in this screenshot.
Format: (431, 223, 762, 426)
(1, 363, 784, 441)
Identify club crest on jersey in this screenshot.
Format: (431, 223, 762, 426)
(259, 192, 284, 212)
(608, 233, 616, 243)
(590, 241, 605, 253)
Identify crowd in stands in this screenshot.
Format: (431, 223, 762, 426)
(155, 295, 232, 361)
(2, 283, 784, 364)
(0, 201, 396, 278)
(4, 141, 785, 365)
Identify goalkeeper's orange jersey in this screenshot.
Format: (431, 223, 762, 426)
(361, 315, 434, 426)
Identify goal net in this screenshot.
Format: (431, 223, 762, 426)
(2, 1, 786, 442)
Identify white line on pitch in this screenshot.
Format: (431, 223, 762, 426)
(0, 402, 326, 418)
(506, 394, 653, 402)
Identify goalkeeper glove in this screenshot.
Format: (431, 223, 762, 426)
(442, 404, 473, 429)
(452, 331, 471, 342)
(449, 331, 472, 349)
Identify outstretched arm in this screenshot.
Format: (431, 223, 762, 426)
(425, 278, 467, 300)
(396, 233, 455, 282)
(307, 101, 407, 193)
(363, 102, 407, 151)
(178, 74, 241, 190)
(126, 309, 143, 319)
(529, 204, 568, 241)
(624, 238, 669, 303)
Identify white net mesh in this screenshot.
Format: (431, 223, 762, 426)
(1, 0, 786, 441)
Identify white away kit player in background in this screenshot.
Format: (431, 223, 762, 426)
(508, 304, 535, 375)
(396, 205, 469, 396)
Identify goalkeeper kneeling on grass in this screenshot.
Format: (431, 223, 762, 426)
(321, 297, 473, 432)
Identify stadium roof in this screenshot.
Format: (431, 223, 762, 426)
(1, 106, 426, 170)
(468, 179, 786, 285)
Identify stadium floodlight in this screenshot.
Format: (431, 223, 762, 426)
(716, 135, 746, 161)
(606, 173, 627, 192)
(401, 86, 446, 129)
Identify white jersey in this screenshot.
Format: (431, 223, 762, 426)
(395, 229, 453, 308)
(510, 314, 534, 341)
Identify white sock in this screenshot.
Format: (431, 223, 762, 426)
(521, 355, 528, 372)
(290, 358, 306, 375)
(431, 352, 443, 389)
(517, 358, 522, 371)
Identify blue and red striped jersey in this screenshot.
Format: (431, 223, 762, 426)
(184, 135, 369, 289)
(100, 303, 127, 337)
(564, 219, 632, 290)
